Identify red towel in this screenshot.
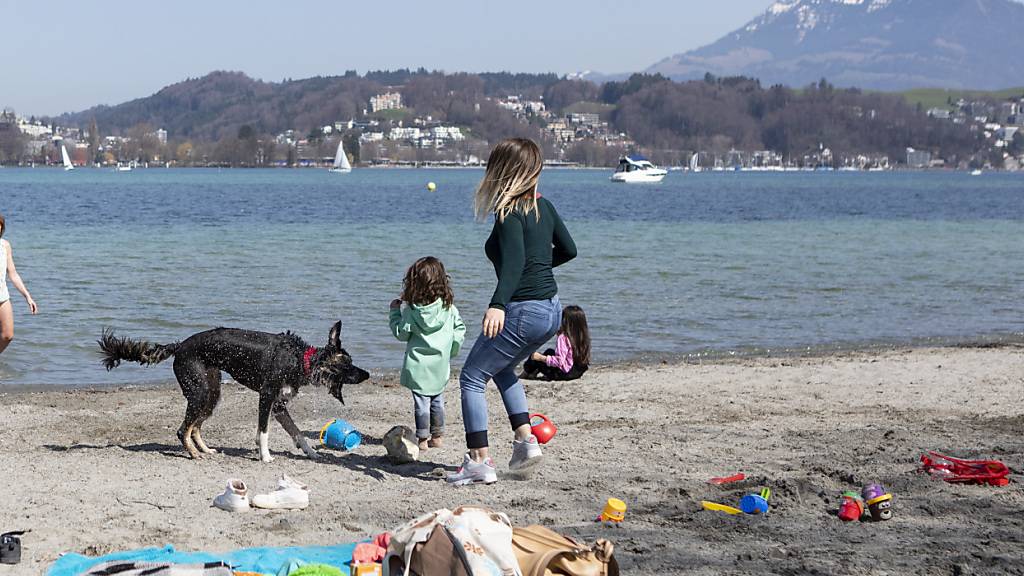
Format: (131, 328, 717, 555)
(352, 533, 391, 564)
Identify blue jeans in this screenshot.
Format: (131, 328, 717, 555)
(459, 296, 561, 449)
(413, 392, 444, 439)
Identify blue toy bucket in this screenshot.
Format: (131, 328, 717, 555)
(739, 488, 771, 514)
(320, 418, 361, 451)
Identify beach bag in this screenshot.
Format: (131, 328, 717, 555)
(511, 526, 618, 576)
(385, 506, 521, 576)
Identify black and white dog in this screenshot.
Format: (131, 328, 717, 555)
(98, 321, 369, 462)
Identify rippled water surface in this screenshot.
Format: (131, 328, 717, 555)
(1, 167, 1022, 387)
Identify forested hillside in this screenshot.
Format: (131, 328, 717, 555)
(50, 69, 996, 167)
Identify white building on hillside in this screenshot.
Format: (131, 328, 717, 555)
(431, 126, 464, 141)
(371, 92, 403, 113)
(389, 127, 421, 141)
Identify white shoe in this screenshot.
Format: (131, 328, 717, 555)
(251, 474, 309, 510)
(509, 435, 543, 472)
(213, 479, 250, 512)
(446, 453, 498, 486)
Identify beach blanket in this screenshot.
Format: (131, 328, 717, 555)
(48, 543, 358, 576)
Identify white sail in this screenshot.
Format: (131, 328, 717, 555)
(332, 140, 352, 172)
(690, 152, 700, 172)
(61, 143, 74, 171)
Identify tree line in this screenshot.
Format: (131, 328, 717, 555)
(34, 69, 993, 167)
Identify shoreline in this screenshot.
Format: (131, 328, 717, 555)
(3, 332, 1023, 393)
(1, 344, 1021, 574)
(4, 164, 1024, 173)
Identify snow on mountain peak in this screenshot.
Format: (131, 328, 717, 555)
(756, 0, 894, 38)
(766, 0, 892, 17)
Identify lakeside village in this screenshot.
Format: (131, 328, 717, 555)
(3, 90, 1024, 171)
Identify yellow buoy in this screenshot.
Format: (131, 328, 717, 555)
(426, 182, 437, 192)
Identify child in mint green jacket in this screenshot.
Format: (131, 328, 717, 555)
(389, 257, 466, 450)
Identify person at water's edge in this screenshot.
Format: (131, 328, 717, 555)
(0, 212, 39, 358)
(447, 137, 577, 486)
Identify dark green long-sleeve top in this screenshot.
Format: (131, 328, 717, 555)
(485, 196, 577, 310)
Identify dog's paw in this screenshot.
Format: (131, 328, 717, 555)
(260, 454, 275, 463)
(296, 439, 319, 459)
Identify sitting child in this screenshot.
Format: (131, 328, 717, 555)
(522, 304, 590, 381)
(389, 257, 466, 450)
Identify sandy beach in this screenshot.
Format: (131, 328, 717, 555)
(1, 345, 1022, 575)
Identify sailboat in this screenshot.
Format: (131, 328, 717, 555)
(61, 142, 74, 171)
(689, 152, 701, 173)
(329, 140, 352, 173)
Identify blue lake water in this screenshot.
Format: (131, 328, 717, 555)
(0, 167, 1022, 387)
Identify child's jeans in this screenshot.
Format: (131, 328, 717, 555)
(413, 392, 444, 440)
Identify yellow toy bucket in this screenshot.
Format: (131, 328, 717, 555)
(600, 498, 627, 522)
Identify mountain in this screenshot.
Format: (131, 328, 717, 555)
(646, 0, 1024, 90)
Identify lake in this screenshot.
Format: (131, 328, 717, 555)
(0, 167, 1022, 387)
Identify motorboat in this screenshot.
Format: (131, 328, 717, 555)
(610, 155, 667, 183)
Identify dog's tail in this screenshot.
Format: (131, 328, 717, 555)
(98, 328, 179, 371)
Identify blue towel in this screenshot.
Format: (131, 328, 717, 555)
(48, 542, 359, 576)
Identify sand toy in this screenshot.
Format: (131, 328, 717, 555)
(530, 413, 557, 444)
(921, 452, 1010, 486)
(739, 488, 771, 514)
(599, 498, 627, 522)
(708, 473, 745, 485)
(320, 418, 362, 451)
(701, 501, 743, 515)
(862, 484, 894, 521)
(838, 491, 865, 522)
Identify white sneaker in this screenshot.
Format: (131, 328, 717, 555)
(275, 473, 307, 492)
(251, 474, 309, 510)
(213, 479, 250, 512)
(446, 453, 498, 486)
(509, 435, 543, 472)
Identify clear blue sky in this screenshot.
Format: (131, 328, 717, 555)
(1, 0, 774, 116)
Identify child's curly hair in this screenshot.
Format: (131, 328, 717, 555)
(401, 256, 454, 308)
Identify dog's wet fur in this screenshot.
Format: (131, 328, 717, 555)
(98, 321, 369, 461)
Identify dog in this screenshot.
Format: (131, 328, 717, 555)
(98, 320, 369, 462)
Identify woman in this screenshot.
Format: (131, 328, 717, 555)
(447, 138, 577, 486)
(0, 213, 38, 357)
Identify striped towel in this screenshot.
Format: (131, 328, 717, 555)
(84, 561, 233, 575)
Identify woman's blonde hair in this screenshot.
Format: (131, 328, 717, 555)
(474, 138, 543, 222)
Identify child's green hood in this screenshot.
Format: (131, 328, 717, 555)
(409, 299, 448, 334)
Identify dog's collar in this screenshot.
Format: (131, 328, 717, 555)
(303, 346, 318, 376)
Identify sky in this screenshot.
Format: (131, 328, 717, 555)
(0, 0, 775, 116)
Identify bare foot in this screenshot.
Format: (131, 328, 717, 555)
(428, 436, 443, 448)
(418, 439, 430, 451)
